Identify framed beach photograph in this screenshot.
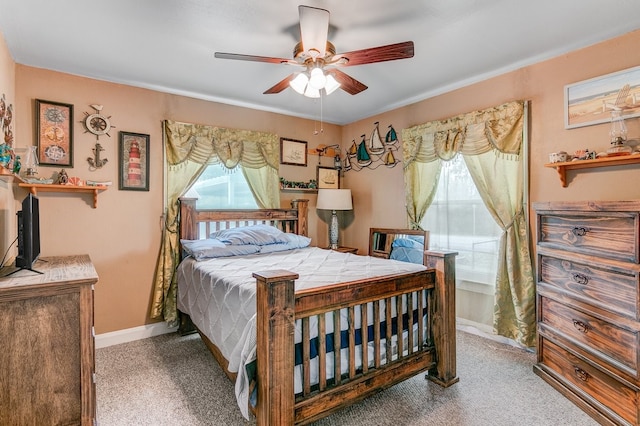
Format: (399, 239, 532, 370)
(118, 131, 150, 191)
(35, 99, 74, 167)
(280, 137, 307, 166)
(565, 65, 640, 129)
(317, 166, 339, 189)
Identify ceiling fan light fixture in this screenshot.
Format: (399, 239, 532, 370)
(304, 85, 321, 98)
(289, 73, 309, 94)
(309, 67, 327, 90)
(324, 74, 341, 95)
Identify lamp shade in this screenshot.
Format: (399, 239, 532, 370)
(317, 189, 353, 211)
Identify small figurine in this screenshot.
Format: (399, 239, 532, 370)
(57, 169, 69, 185)
(12, 155, 20, 174)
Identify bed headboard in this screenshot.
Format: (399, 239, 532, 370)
(368, 227, 429, 259)
(179, 197, 309, 241)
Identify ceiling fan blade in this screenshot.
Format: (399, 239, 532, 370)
(329, 69, 368, 95)
(263, 74, 295, 94)
(335, 41, 414, 66)
(215, 52, 290, 64)
(299, 5, 329, 58)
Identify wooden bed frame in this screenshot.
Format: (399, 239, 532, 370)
(178, 197, 458, 425)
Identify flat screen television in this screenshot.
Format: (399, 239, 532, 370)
(16, 193, 41, 273)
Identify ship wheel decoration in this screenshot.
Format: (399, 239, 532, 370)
(82, 104, 114, 169)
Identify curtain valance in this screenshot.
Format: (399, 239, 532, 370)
(164, 120, 279, 169)
(402, 101, 524, 164)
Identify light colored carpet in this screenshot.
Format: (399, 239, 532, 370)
(96, 329, 597, 425)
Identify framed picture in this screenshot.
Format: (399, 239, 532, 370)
(564, 65, 640, 129)
(280, 137, 307, 166)
(118, 131, 150, 191)
(317, 166, 339, 189)
(35, 99, 74, 167)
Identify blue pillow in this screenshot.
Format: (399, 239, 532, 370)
(209, 224, 289, 246)
(390, 246, 424, 264)
(391, 238, 424, 250)
(181, 239, 260, 260)
(259, 233, 311, 253)
(407, 235, 425, 246)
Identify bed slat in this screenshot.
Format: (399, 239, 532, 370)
(373, 300, 381, 368)
(318, 314, 327, 392)
(396, 295, 403, 359)
(348, 306, 356, 378)
(407, 293, 414, 354)
(302, 317, 311, 396)
(333, 310, 341, 386)
(385, 297, 392, 364)
(361, 304, 368, 375)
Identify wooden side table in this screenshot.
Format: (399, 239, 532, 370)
(331, 246, 358, 254)
(0, 255, 98, 425)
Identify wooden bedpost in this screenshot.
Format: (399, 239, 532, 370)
(253, 270, 299, 426)
(179, 197, 198, 240)
(425, 250, 459, 387)
(291, 199, 309, 236)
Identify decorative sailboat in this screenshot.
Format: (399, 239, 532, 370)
(347, 139, 358, 157)
(385, 125, 397, 144)
(368, 121, 385, 154)
(356, 136, 372, 167)
(383, 148, 398, 168)
(343, 155, 352, 171)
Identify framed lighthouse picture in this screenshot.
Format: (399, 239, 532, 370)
(118, 131, 149, 191)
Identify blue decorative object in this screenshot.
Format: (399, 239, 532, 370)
(0, 143, 11, 167)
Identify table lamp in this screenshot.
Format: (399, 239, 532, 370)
(316, 188, 353, 249)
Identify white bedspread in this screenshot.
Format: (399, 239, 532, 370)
(177, 247, 426, 418)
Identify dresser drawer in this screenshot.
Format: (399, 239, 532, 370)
(540, 338, 639, 425)
(537, 211, 639, 263)
(540, 297, 639, 377)
(538, 254, 639, 319)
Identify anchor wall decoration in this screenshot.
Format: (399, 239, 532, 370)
(87, 142, 108, 169)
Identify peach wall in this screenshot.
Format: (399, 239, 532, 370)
(9, 66, 340, 333)
(340, 29, 640, 253)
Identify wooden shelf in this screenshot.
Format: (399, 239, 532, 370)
(0, 169, 24, 183)
(18, 183, 108, 208)
(280, 188, 318, 193)
(544, 153, 640, 187)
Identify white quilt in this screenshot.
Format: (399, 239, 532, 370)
(177, 247, 426, 418)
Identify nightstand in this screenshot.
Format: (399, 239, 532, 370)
(331, 246, 358, 254)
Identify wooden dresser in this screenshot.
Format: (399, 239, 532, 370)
(533, 201, 640, 426)
(0, 255, 98, 426)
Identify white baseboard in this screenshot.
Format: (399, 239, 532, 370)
(95, 322, 178, 349)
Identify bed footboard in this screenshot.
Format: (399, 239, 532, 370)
(253, 250, 457, 426)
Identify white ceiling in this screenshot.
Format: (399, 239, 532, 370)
(1, 0, 640, 125)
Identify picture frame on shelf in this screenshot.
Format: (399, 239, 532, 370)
(280, 137, 307, 166)
(118, 131, 149, 191)
(35, 99, 74, 167)
(317, 166, 339, 189)
(564, 65, 640, 129)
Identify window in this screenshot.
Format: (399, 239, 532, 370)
(420, 155, 501, 286)
(188, 163, 258, 209)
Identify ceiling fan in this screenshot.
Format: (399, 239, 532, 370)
(214, 5, 414, 97)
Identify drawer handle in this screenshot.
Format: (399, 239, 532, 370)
(573, 366, 590, 382)
(572, 320, 589, 333)
(571, 226, 588, 236)
(571, 273, 589, 285)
